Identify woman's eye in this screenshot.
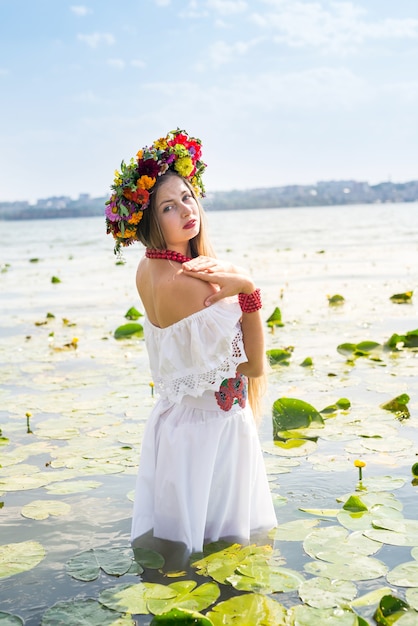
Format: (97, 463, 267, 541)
(183, 194, 192, 202)
(162, 205, 172, 212)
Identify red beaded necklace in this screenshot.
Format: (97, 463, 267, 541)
(145, 248, 192, 263)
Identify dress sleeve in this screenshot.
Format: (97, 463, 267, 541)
(144, 298, 248, 401)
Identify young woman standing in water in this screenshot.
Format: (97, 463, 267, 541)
(106, 130, 276, 562)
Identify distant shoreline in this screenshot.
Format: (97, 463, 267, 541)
(1, 178, 417, 220)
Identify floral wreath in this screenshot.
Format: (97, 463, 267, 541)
(105, 129, 206, 253)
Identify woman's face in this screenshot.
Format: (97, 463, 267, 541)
(154, 175, 200, 252)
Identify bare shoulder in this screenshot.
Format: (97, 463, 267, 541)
(137, 258, 216, 328)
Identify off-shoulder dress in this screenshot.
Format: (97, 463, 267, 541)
(130, 297, 277, 554)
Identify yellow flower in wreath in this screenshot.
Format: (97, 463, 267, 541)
(174, 156, 194, 178)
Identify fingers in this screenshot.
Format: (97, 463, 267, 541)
(182, 268, 220, 283)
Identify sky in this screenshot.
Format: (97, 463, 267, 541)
(1, 0, 418, 202)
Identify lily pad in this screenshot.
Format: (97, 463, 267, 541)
(114, 323, 143, 339)
(390, 291, 413, 303)
(0, 541, 46, 580)
(150, 608, 213, 625)
(146, 581, 220, 615)
(387, 561, 418, 587)
(41, 599, 133, 625)
(21, 500, 71, 520)
(266, 307, 284, 328)
(66, 547, 136, 581)
(206, 593, 287, 626)
(299, 576, 357, 609)
(125, 307, 142, 320)
(289, 605, 368, 625)
(273, 397, 324, 437)
(45, 480, 102, 494)
(0, 613, 24, 625)
(304, 554, 388, 581)
(380, 394, 410, 420)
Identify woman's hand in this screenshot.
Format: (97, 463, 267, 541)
(182, 256, 246, 276)
(182, 259, 255, 306)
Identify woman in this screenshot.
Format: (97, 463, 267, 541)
(106, 130, 276, 562)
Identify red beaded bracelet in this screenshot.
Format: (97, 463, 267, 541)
(238, 288, 262, 313)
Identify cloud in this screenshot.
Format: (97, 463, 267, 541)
(206, 0, 248, 15)
(70, 5, 91, 17)
(73, 90, 100, 103)
(131, 60, 146, 69)
(107, 58, 125, 69)
(250, 0, 418, 53)
(77, 32, 115, 48)
(208, 38, 261, 66)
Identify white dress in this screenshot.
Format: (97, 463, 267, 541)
(131, 297, 277, 556)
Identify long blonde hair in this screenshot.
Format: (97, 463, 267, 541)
(137, 171, 266, 422)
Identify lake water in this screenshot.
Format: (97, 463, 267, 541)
(1, 203, 418, 624)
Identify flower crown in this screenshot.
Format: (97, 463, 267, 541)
(105, 129, 206, 252)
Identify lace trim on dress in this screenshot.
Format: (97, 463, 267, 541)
(154, 327, 246, 401)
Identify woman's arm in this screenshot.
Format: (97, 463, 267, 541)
(182, 260, 266, 378)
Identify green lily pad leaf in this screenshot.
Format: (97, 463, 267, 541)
(133, 547, 165, 569)
(368, 518, 418, 546)
(304, 527, 381, 562)
(289, 605, 369, 626)
(390, 291, 413, 303)
(373, 594, 410, 624)
(0, 612, 24, 625)
(412, 463, 418, 478)
(321, 398, 351, 414)
(387, 561, 418, 587)
(99, 582, 166, 614)
(357, 476, 406, 492)
(266, 348, 293, 366)
(66, 547, 136, 581)
(338, 504, 404, 532)
(337, 341, 381, 358)
(227, 563, 304, 593)
(386, 329, 418, 350)
(21, 500, 71, 520)
(351, 587, 394, 607)
(147, 581, 220, 615)
(300, 356, 313, 367)
(380, 394, 410, 420)
(406, 588, 418, 611)
(300, 508, 340, 517)
(45, 480, 102, 494)
(304, 555, 388, 581)
(299, 576, 357, 609)
(266, 307, 284, 327)
(343, 495, 368, 513)
(41, 599, 133, 625)
(273, 519, 320, 542)
(273, 397, 324, 437)
(206, 593, 287, 626)
(192, 543, 273, 584)
(150, 608, 213, 625)
(125, 307, 142, 320)
(0, 540, 46, 579)
(114, 323, 143, 339)
(328, 294, 345, 305)
(51, 276, 61, 284)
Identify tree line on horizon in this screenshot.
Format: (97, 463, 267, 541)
(0, 179, 417, 220)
